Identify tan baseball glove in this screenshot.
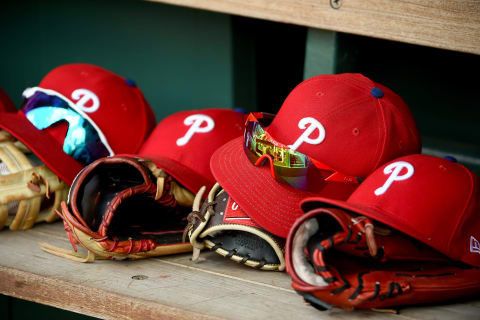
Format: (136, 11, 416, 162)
(41, 155, 195, 262)
(0, 130, 69, 230)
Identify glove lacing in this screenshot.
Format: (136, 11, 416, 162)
(182, 186, 215, 243)
(27, 172, 51, 199)
(309, 217, 404, 303)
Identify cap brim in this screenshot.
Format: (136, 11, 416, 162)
(300, 196, 424, 242)
(0, 112, 83, 185)
(210, 137, 325, 238)
(211, 137, 359, 238)
(137, 154, 215, 195)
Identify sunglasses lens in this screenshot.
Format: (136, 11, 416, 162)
(23, 91, 110, 165)
(243, 114, 317, 190)
(243, 120, 264, 162)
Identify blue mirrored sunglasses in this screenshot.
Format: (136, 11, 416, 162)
(21, 88, 113, 166)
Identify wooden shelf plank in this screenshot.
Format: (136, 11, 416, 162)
(1, 223, 480, 319)
(147, 0, 480, 55)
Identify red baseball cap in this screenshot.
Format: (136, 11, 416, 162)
(301, 154, 480, 267)
(138, 108, 246, 194)
(211, 73, 421, 238)
(0, 64, 156, 185)
(0, 87, 16, 113)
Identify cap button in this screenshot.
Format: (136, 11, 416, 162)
(444, 155, 457, 163)
(370, 87, 384, 98)
(234, 107, 248, 114)
(125, 79, 137, 87)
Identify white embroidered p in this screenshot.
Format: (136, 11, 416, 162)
(288, 117, 325, 151)
(176, 114, 215, 146)
(374, 161, 414, 196)
(71, 89, 100, 113)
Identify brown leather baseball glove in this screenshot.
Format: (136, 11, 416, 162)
(286, 206, 480, 311)
(41, 155, 195, 262)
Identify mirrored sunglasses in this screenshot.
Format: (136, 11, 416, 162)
(21, 87, 113, 166)
(243, 112, 359, 191)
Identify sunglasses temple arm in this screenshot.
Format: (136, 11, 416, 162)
(325, 172, 359, 184)
(311, 158, 359, 184)
(254, 154, 277, 180)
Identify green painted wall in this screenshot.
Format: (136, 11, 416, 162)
(0, 0, 234, 120)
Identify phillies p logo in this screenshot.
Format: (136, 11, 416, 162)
(288, 117, 326, 151)
(176, 114, 215, 146)
(71, 89, 100, 113)
(374, 161, 414, 196)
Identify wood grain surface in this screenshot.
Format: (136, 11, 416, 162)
(147, 0, 480, 55)
(1, 223, 480, 319)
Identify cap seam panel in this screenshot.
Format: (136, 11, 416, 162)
(371, 97, 388, 173)
(446, 168, 476, 258)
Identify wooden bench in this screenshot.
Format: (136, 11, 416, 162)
(2, 222, 480, 319)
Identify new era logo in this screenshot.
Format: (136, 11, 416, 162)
(471, 236, 480, 254)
